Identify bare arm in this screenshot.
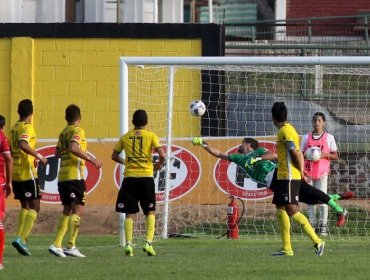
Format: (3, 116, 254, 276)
(111, 150, 125, 165)
(321, 150, 339, 161)
(70, 142, 102, 169)
(192, 137, 229, 160)
(261, 150, 277, 161)
(289, 148, 304, 174)
(3, 152, 12, 197)
(19, 140, 48, 165)
(154, 146, 166, 171)
(203, 145, 229, 160)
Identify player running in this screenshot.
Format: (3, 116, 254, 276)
(191, 137, 352, 227)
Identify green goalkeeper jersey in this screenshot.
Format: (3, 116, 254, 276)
(228, 148, 277, 184)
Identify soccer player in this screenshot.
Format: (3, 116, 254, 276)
(271, 101, 325, 256)
(10, 99, 47, 256)
(48, 104, 102, 258)
(112, 109, 165, 257)
(301, 112, 339, 236)
(0, 115, 12, 269)
(191, 137, 350, 227)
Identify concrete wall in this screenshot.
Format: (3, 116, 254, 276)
(0, 23, 222, 139)
(2, 37, 201, 138)
(0, 39, 11, 125)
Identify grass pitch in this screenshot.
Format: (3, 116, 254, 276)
(1, 235, 369, 280)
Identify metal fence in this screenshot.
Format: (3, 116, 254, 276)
(224, 14, 370, 56)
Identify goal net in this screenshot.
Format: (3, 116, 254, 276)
(119, 56, 370, 241)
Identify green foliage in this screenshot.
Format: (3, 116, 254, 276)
(2, 235, 370, 280)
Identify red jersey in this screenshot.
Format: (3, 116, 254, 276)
(0, 131, 11, 185)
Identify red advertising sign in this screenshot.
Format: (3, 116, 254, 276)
(114, 145, 201, 202)
(214, 141, 275, 200)
(36, 146, 102, 204)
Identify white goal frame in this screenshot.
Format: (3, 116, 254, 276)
(119, 56, 370, 245)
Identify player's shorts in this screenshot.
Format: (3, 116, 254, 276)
(13, 179, 42, 201)
(271, 178, 301, 206)
(299, 179, 323, 205)
(58, 180, 86, 206)
(115, 177, 155, 215)
(0, 183, 6, 221)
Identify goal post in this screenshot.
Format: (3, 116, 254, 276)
(119, 56, 370, 243)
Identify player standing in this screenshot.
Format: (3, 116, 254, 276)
(48, 104, 102, 258)
(0, 115, 12, 269)
(112, 109, 165, 257)
(270, 101, 325, 256)
(11, 99, 47, 256)
(301, 112, 339, 236)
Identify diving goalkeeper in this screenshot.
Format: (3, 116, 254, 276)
(192, 137, 352, 227)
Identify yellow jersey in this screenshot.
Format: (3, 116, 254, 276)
(114, 129, 161, 177)
(10, 121, 38, 181)
(57, 125, 87, 181)
(276, 122, 301, 180)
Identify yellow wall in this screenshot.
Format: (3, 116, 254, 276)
(1, 38, 202, 138)
(0, 39, 11, 129)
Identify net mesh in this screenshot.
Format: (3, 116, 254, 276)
(124, 62, 370, 239)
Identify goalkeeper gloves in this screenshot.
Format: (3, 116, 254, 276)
(246, 157, 262, 167)
(192, 137, 208, 148)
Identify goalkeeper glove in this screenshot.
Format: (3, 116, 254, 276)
(192, 137, 208, 148)
(246, 157, 262, 167)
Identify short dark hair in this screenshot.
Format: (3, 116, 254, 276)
(132, 109, 148, 127)
(0, 115, 5, 129)
(17, 99, 33, 118)
(243, 137, 259, 149)
(65, 104, 81, 123)
(313, 112, 326, 122)
(271, 102, 287, 122)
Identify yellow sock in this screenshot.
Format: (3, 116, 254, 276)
(146, 214, 155, 243)
(124, 218, 134, 244)
(67, 214, 80, 248)
(20, 209, 37, 243)
(16, 208, 28, 237)
(291, 212, 321, 244)
(277, 209, 292, 252)
(53, 215, 70, 248)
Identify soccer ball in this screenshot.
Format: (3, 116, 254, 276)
(189, 100, 206, 117)
(304, 146, 321, 162)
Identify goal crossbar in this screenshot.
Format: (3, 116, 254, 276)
(120, 56, 370, 66)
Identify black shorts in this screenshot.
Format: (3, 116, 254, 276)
(13, 179, 42, 201)
(299, 180, 328, 205)
(115, 177, 156, 215)
(58, 180, 86, 206)
(271, 179, 301, 206)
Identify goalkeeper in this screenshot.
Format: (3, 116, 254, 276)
(192, 137, 352, 227)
